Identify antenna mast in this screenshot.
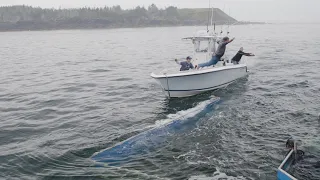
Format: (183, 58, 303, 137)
(227, 7, 230, 35)
(207, 0, 211, 32)
(211, 6, 214, 27)
(220, 4, 226, 35)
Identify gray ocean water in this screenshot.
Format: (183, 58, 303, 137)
(0, 24, 320, 180)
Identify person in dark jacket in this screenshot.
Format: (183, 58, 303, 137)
(231, 47, 255, 64)
(175, 56, 195, 71)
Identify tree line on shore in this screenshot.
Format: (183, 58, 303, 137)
(0, 4, 239, 31)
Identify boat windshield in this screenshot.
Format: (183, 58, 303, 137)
(193, 39, 215, 53)
(194, 40, 209, 52)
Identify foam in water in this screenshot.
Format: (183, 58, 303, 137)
(91, 97, 221, 166)
(154, 98, 218, 127)
(189, 168, 246, 180)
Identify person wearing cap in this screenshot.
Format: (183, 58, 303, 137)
(175, 56, 195, 71)
(231, 47, 255, 64)
(196, 36, 235, 68)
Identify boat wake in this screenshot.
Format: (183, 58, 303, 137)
(91, 97, 221, 166)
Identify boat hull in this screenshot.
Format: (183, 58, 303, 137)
(277, 149, 298, 180)
(151, 64, 247, 98)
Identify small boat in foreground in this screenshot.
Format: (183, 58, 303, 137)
(277, 138, 304, 180)
(150, 30, 248, 98)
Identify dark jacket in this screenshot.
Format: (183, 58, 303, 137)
(231, 50, 252, 63)
(179, 61, 194, 71)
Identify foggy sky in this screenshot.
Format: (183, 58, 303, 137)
(1, 0, 319, 23)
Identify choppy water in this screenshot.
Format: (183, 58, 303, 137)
(1, 24, 320, 180)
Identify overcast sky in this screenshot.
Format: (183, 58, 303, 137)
(1, 0, 319, 23)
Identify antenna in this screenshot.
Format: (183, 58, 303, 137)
(211, 6, 216, 34)
(220, 4, 226, 35)
(227, 7, 230, 36)
(212, 6, 216, 33)
(207, 0, 211, 32)
(211, 6, 214, 27)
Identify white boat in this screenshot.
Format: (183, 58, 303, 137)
(150, 30, 248, 98)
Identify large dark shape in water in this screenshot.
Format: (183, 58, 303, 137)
(91, 97, 221, 166)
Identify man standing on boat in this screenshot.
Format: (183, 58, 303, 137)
(231, 47, 255, 64)
(196, 37, 235, 68)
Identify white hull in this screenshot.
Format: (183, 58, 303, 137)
(151, 64, 248, 98)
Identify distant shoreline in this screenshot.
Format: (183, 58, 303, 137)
(0, 21, 266, 33)
(0, 5, 266, 32)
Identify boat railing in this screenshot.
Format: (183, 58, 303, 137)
(277, 138, 304, 180)
(277, 149, 298, 180)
